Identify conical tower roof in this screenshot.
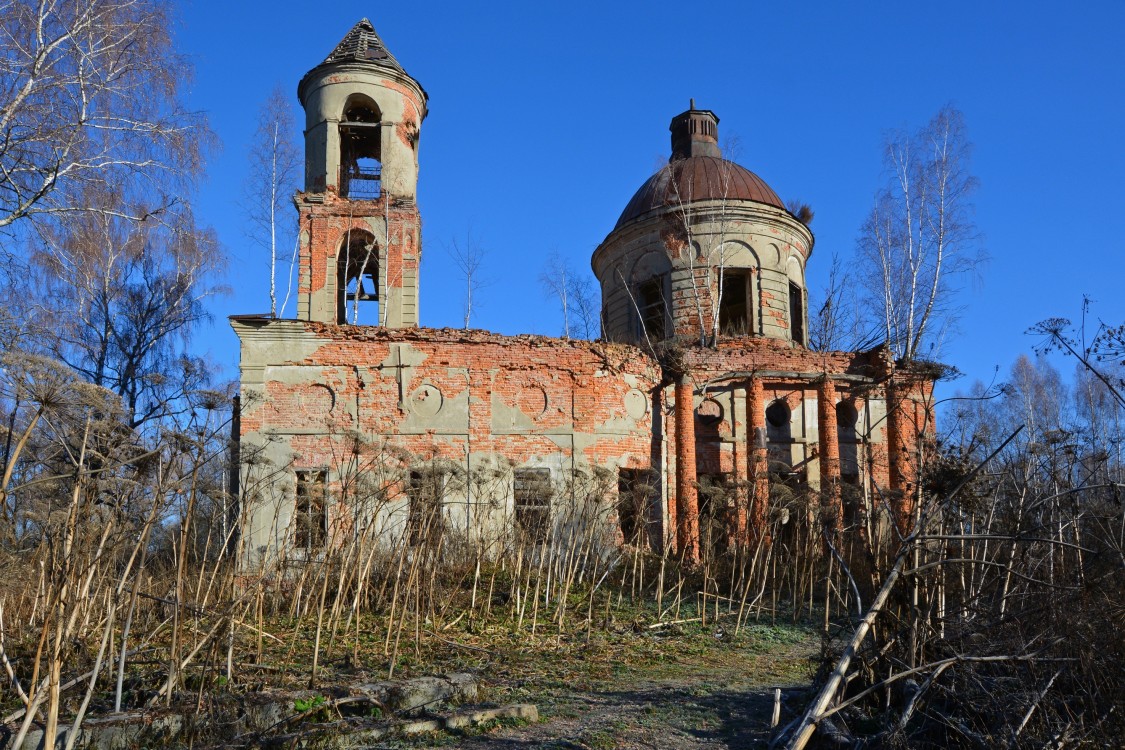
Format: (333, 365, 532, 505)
(320, 18, 405, 72)
(298, 18, 426, 105)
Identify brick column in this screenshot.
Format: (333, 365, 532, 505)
(746, 378, 770, 542)
(731, 387, 749, 547)
(885, 377, 914, 535)
(654, 388, 673, 554)
(817, 378, 841, 535)
(674, 375, 700, 564)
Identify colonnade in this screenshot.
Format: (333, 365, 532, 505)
(667, 374, 917, 562)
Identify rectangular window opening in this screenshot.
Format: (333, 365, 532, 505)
(789, 282, 805, 345)
(719, 270, 751, 335)
(513, 468, 552, 543)
(407, 469, 445, 546)
(294, 470, 328, 550)
(696, 472, 733, 554)
(638, 277, 666, 340)
(617, 468, 655, 545)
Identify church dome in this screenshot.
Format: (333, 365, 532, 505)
(593, 105, 813, 348)
(614, 155, 784, 229)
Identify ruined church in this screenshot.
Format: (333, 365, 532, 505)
(231, 19, 935, 567)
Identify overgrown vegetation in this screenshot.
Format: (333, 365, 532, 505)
(777, 322, 1125, 749)
(0, 386, 874, 748)
(2, 333, 1122, 748)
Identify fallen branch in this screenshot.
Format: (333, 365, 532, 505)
(1013, 668, 1063, 743)
(779, 427, 1024, 750)
(422, 630, 496, 656)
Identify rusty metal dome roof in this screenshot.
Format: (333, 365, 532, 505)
(614, 156, 784, 229)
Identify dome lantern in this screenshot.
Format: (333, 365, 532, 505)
(670, 100, 721, 161)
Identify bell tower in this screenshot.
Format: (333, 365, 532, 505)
(294, 19, 428, 326)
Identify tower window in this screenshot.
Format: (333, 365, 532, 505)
(637, 276, 666, 341)
(719, 270, 751, 335)
(340, 99, 382, 199)
(789, 282, 805, 345)
(513, 468, 551, 543)
(294, 470, 328, 550)
(337, 231, 378, 324)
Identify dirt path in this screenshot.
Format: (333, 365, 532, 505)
(459, 669, 797, 749)
(389, 622, 818, 749)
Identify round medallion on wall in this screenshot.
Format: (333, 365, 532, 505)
(624, 388, 649, 420)
(299, 383, 336, 414)
(410, 383, 444, 417)
(518, 386, 549, 419)
(696, 397, 723, 426)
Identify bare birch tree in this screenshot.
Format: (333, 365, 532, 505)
(245, 86, 301, 316)
(448, 228, 488, 329)
(568, 273, 600, 340)
(0, 0, 209, 232)
(858, 106, 980, 362)
(32, 195, 224, 428)
(540, 250, 599, 340)
(807, 252, 874, 352)
(540, 249, 573, 339)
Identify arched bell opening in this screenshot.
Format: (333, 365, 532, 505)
(340, 96, 382, 199)
(337, 230, 379, 324)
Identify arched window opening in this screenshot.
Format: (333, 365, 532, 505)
(766, 399, 791, 438)
(719, 269, 752, 335)
(765, 399, 794, 472)
(788, 282, 805, 345)
(836, 400, 860, 483)
(337, 232, 379, 325)
(340, 99, 382, 199)
(836, 400, 863, 528)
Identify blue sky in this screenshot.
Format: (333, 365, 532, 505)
(177, 1, 1125, 400)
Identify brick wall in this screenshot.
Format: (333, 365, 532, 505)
(234, 320, 931, 562)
